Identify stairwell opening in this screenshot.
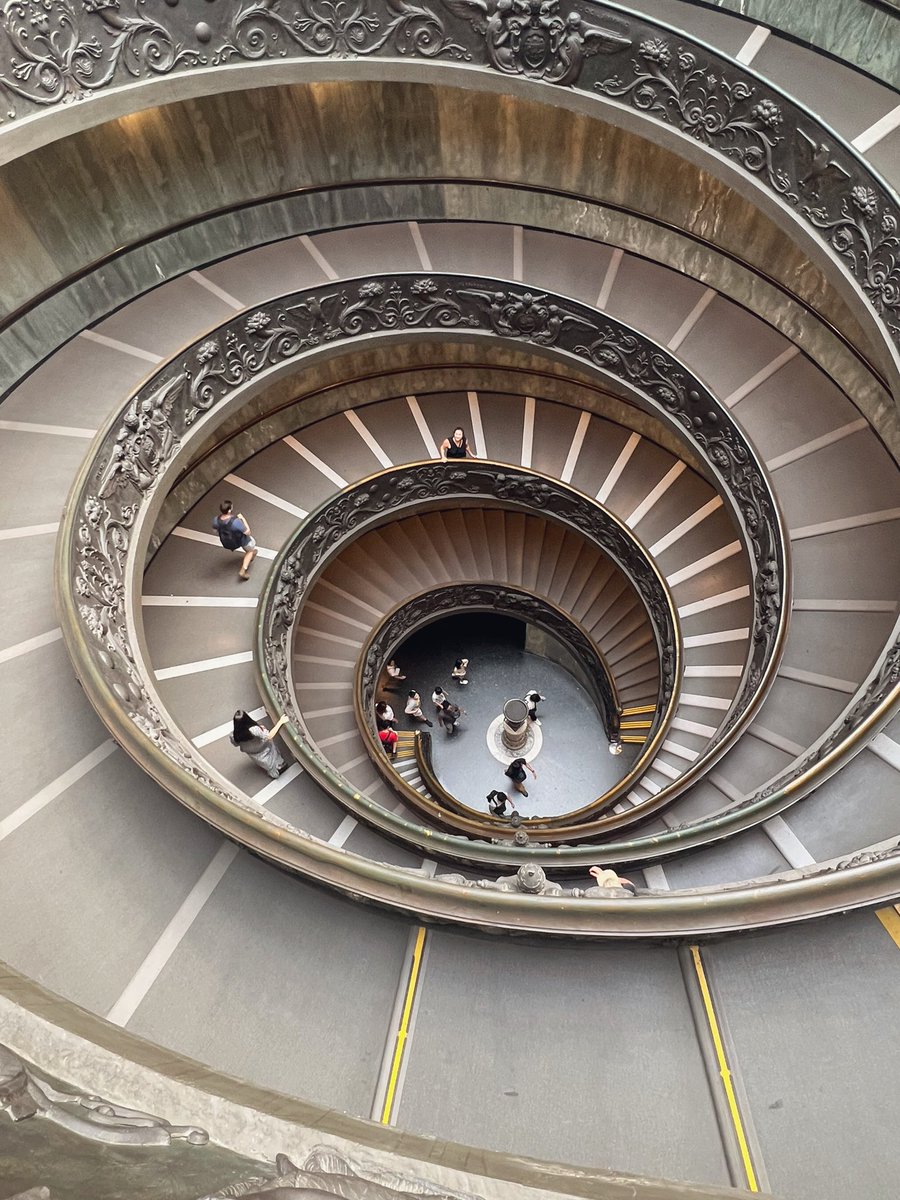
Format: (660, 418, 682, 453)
(384, 612, 637, 818)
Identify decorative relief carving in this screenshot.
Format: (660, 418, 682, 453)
(457, 285, 595, 343)
(0, 0, 203, 113)
(0, 1043, 208, 1147)
(215, 0, 469, 64)
(591, 38, 899, 345)
(202, 1146, 482, 1200)
(596, 41, 795, 198)
(803, 184, 900, 334)
(436, 861, 635, 896)
(443, 0, 628, 86)
(0, 3, 896, 355)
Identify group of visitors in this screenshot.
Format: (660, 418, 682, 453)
(375, 689, 435, 758)
(376, 659, 470, 755)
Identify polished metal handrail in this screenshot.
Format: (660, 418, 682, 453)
(54, 269, 900, 930)
(59, 273, 788, 866)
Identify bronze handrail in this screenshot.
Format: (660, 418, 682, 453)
(353, 581, 667, 834)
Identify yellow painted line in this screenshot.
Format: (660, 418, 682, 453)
(621, 720, 652, 729)
(380, 925, 427, 1124)
(621, 704, 656, 715)
(621, 735, 647, 743)
(690, 945, 759, 1193)
(875, 905, 900, 948)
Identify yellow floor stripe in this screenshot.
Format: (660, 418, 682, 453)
(621, 704, 656, 715)
(380, 925, 427, 1124)
(690, 945, 759, 1193)
(875, 905, 900, 949)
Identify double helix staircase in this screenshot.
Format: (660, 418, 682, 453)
(1, 1, 900, 1197)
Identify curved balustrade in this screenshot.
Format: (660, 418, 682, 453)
(358, 581, 627, 740)
(258, 463, 683, 843)
(61, 275, 791, 851)
(54, 268, 900, 929)
(1, 1, 897, 388)
(353, 578, 671, 832)
(263, 463, 675, 713)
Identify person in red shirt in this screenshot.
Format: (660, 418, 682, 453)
(379, 728, 398, 756)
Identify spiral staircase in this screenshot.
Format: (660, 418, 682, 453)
(1, 2, 899, 1198)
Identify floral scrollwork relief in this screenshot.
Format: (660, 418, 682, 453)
(443, 0, 629, 86)
(0, 0, 203, 109)
(804, 184, 900, 340)
(596, 41, 796, 199)
(0, 2, 897, 366)
(216, 0, 469, 64)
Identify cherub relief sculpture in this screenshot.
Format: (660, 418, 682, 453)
(444, 0, 630, 86)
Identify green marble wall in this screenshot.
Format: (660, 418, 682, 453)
(710, 0, 900, 86)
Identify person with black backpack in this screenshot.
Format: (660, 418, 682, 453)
(212, 499, 258, 581)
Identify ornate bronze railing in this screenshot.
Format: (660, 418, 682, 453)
(259, 465, 680, 841)
(59, 273, 790, 860)
(1, 1, 897, 382)
(55, 268, 900, 927)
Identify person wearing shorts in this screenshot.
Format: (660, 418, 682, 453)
(212, 500, 258, 581)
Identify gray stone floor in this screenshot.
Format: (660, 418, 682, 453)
(379, 614, 638, 818)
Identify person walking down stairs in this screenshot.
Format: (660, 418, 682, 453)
(230, 711, 288, 778)
(212, 499, 258, 581)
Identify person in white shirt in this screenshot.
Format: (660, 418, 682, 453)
(525, 689, 545, 726)
(384, 659, 405, 691)
(404, 691, 433, 727)
(375, 701, 396, 729)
